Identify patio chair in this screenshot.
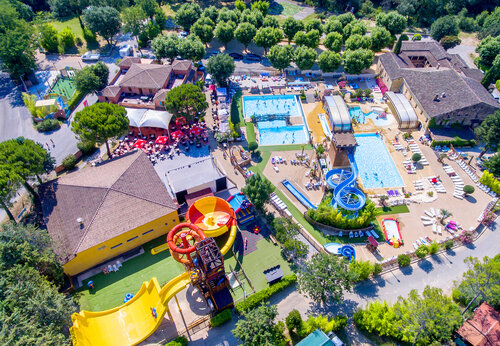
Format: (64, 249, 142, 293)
(349, 231, 353, 238)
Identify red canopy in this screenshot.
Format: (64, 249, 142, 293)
(155, 136, 168, 144)
(175, 117, 186, 125)
(209, 84, 216, 91)
(367, 236, 378, 248)
(171, 130, 184, 139)
(190, 126, 203, 136)
(133, 139, 146, 149)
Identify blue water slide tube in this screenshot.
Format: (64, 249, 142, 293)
(281, 179, 317, 210)
(325, 152, 366, 211)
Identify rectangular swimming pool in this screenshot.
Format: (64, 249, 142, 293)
(243, 95, 309, 146)
(354, 133, 404, 189)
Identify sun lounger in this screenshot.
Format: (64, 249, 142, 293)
(430, 207, 436, 217)
(371, 231, 379, 239)
(420, 237, 428, 244)
(425, 210, 433, 217)
(349, 231, 353, 238)
(423, 221, 434, 226)
(421, 216, 432, 221)
(437, 226, 442, 235)
(413, 243, 418, 249)
(453, 194, 463, 200)
(432, 224, 437, 233)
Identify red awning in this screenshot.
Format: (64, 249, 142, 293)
(367, 236, 378, 248)
(171, 130, 184, 139)
(155, 136, 168, 144)
(132, 139, 146, 148)
(190, 126, 203, 135)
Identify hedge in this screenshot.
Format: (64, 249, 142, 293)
(210, 308, 232, 327)
(480, 170, 500, 195)
(35, 119, 61, 132)
(245, 122, 257, 149)
(235, 274, 297, 314)
(431, 138, 476, 148)
(165, 335, 187, 346)
(68, 90, 85, 111)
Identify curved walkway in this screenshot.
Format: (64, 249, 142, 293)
(185, 217, 499, 345)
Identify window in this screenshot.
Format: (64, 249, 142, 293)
(127, 236, 139, 242)
(142, 229, 154, 236)
(128, 87, 132, 92)
(111, 243, 123, 250)
(97, 245, 106, 251)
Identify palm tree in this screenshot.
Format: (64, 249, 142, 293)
(439, 209, 452, 225)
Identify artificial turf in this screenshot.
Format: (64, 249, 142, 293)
(376, 204, 410, 215)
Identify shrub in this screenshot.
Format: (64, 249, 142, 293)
(235, 274, 297, 314)
(427, 191, 434, 197)
(398, 254, 411, 267)
(298, 315, 347, 338)
(210, 309, 232, 327)
(285, 309, 302, 333)
(480, 170, 500, 195)
(77, 141, 96, 155)
(83, 28, 97, 43)
(372, 263, 382, 276)
(62, 154, 77, 170)
(443, 239, 454, 250)
(431, 138, 476, 148)
(165, 335, 188, 346)
(68, 90, 84, 110)
(428, 242, 440, 255)
(58, 27, 75, 51)
(415, 244, 429, 258)
(412, 33, 421, 41)
(459, 229, 474, 244)
(440, 35, 461, 49)
(248, 141, 258, 152)
(463, 185, 475, 195)
(349, 259, 374, 282)
(412, 153, 422, 162)
(35, 119, 61, 132)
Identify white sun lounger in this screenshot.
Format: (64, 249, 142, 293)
(425, 210, 433, 217)
(432, 224, 437, 233)
(453, 194, 463, 200)
(413, 243, 418, 249)
(437, 225, 442, 235)
(430, 208, 436, 217)
(423, 221, 434, 226)
(421, 216, 432, 221)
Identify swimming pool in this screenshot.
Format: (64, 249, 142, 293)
(354, 133, 404, 189)
(243, 95, 309, 145)
(349, 107, 394, 127)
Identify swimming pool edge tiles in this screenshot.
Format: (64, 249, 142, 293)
(353, 132, 405, 189)
(296, 95, 311, 143)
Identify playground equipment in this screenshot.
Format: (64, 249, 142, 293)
(70, 196, 237, 346)
(381, 218, 403, 247)
(227, 192, 255, 225)
(325, 152, 366, 211)
(323, 242, 356, 261)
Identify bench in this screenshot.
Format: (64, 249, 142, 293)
(269, 234, 278, 245)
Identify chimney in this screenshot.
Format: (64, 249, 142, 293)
(441, 92, 446, 98)
(77, 218, 84, 229)
(437, 63, 440, 70)
(434, 94, 440, 101)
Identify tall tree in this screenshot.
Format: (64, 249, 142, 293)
(121, 5, 147, 44)
(294, 46, 317, 71)
(323, 18, 343, 35)
(342, 48, 374, 74)
(178, 36, 205, 62)
(71, 103, 128, 158)
(298, 253, 352, 305)
(345, 34, 372, 50)
(343, 20, 367, 40)
(0, 165, 20, 223)
(305, 18, 323, 34)
(136, 0, 159, 19)
(254, 27, 283, 54)
(376, 11, 407, 35)
(175, 3, 202, 32)
(475, 110, 500, 157)
(164, 84, 208, 122)
(192, 17, 215, 47)
(476, 35, 500, 69)
(241, 174, 273, 212)
(151, 34, 179, 63)
(318, 51, 341, 72)
(217, 8, 240, 24)
(324, 32, 343, 52)
(268, 44, 294, 72)
(251, 0, 270, 16)
(74, 62, 109, 94)
(282, 17, 304, 44)
(430, 15, 459, 41)
(263, 16, 280, 28)
(206, 53, 235, 86)
(370, 26, 392, 51)
(83, 6, 121, 45)
(232, 304, 283, 345)
(39, 23, 59, 53)
(215, 20, 236, 49)
(202, 6, 219, 23)
(294, 29, 320, 48)
(235, 22, 256, 51)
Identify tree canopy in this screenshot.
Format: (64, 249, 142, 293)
(74, 62, 109, 94)
(215, 20, 236, 48)
(474, 110, 500, 157)
(271, 217, 308, 259)
(430, 15, 459, 41)
(318, 51, 341, 73)
(72, 103, 128, 157)
(294, 46, 317, 71)
(324, 32, 343, 52)
(175, 3, 202, 32)
(151, 34, 179, 63)
(376, 11, 407, 35)
(268, 44, 294, 72)
(342, 48, 374, 74)
(241, 174, 273, 212)
(164, 84, 208, 123)
(206, 53, 235, 86)
(343, 20, 367, 40)
(323, 18, 343, 35)
(298, 253, 352, 305)
(282, 17, 304, 43)
(178, 36, 205, 62)
(121, 5, 147, 41)
(345, 34, 372, 50)
(232, 304, 284, 346)
(254, 27, 283, 54)
(251, 0, 270, 16)
(83, 6, 121, 45)
(370, 26, 392, 51)
(192, 17, 215, 46)
(235, 22, 256, 50)
(294, 29, 320, 48)
(476, 35, 500, 68)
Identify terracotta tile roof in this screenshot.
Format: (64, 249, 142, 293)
(457, 303, 500, 346)
(119, 63, 172, 89)
(99, 85, 121, 98)
(172, 60, 193, 72)
(119, 57, 141, 68)
(39, 152, 177, 263)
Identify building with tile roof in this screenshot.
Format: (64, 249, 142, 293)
(39, 151, 179, 276)
(456, 303, 500, 346)
(377, 40, 499, 127)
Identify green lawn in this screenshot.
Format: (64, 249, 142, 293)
(231, 90, 244, 124)
(269, 1, 302, 17)
(48, 16, 99, 53)
(76, 237, 184, 311)
(376, 204, 410, 215)
(245, 122, 257, 147)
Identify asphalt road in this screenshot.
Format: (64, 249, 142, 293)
(186, 217, 500, 345)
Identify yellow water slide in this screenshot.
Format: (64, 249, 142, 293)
(70, 272, 191, 346)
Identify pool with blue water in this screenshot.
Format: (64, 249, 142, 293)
(243, 95, 309, 145)
(354, 133, 404, 189)
(349, 106, 394, 127)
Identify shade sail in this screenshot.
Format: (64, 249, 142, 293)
(126, 108, 173, 130)
(133, 139, 146, 148)
(171, 130, 184, 139)
(190, 126, 203, 135)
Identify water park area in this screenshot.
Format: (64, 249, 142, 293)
(349, 106, 395, 128)
(243, 95, 310, 146)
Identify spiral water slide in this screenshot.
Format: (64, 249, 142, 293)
(325, 152, 366, 211)
(70, 197, 237, 346)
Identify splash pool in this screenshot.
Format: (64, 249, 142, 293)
(349, 107, 394, 127)
(243, 95, 309, 145)
(354, 133, 404, 189)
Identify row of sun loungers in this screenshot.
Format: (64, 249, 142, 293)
(343, 229, 380, 239)
(403, 159, 416, 174)
(408, 141, 429, 165)
(269, 193, 292, 218)
(442, 165, 466, 199)
(413, 236, 434, 249)
(413, 179, 424, 190)
(427, 176, 446, 193)
(454, 159, 497, 197)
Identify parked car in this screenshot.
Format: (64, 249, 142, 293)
(178, 31, 188, 38)
(119, 45, 133, 58)
(229, 52, 244, 61)
(245, 53, 262, 62)
(81, 51, 100, 61)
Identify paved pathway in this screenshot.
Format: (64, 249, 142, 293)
(448, 44, 477, 69)
(184, 217, 499, 345)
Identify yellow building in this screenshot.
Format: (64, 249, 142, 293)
(39, 151, 179, 278)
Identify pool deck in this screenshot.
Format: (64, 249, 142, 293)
(303, 102, 328, 144)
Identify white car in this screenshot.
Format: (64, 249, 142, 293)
(119, 45, 133, 58)
(81, 51, 100, 61)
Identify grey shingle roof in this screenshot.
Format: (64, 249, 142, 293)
(119, 63, 172, 89)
